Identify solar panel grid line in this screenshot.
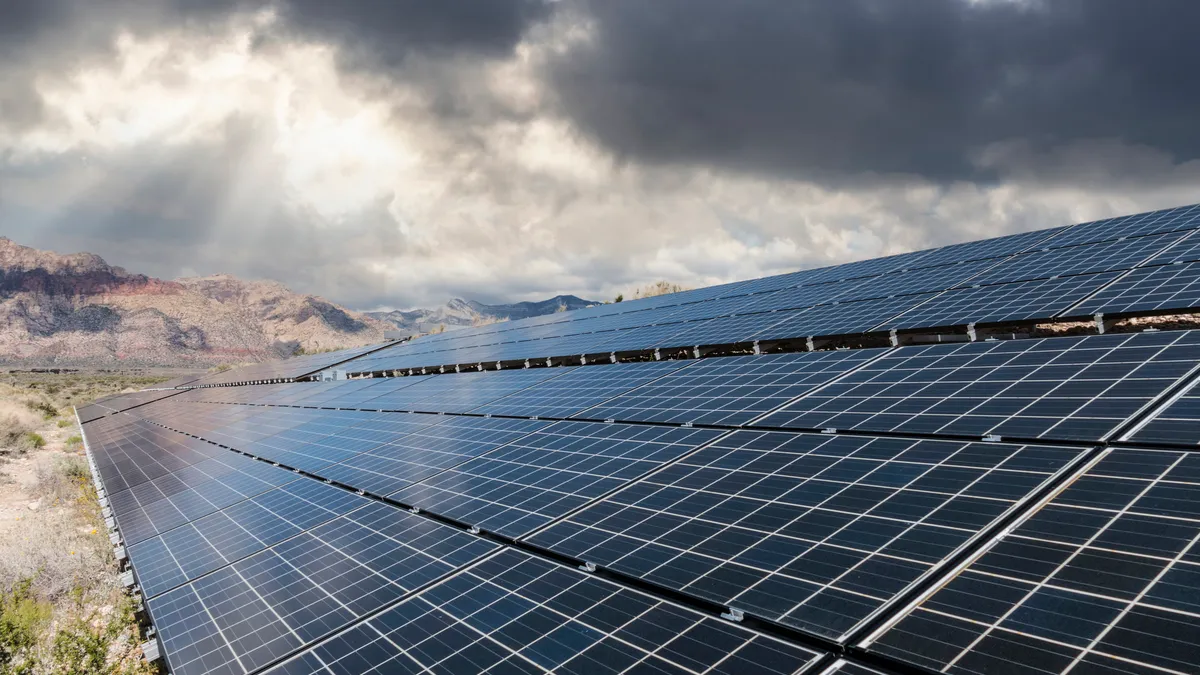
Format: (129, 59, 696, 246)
(1116, 370, 1200, 446)
(149, 501, 499, 675)
(391, 423, 740, 540)
(864, 445, 1200, 674)
(738, 349, 896, 429)
(260, 548, 827, 675)
(757, 331, 1200, 444)
(856, 447, 1112, 651)
(932, 449, 1188, 673)
(526, 431, 1088, 647)
(129, 480, 373, 599)
(1052, 267, 1141, 319)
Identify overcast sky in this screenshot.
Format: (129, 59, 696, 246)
(3, 0, 1199, 310)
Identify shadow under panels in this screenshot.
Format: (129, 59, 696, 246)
(864, 446, 1200, 675)
(526, 429, 1089, 642)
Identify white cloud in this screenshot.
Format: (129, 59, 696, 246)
(4, 8, 1200, 311)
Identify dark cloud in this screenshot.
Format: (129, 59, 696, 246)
(545, 0, 1200, 182)
(279, 0, 550, 67)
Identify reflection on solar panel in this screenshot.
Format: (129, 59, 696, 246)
(469, 360, 695, 418)
(1127, 376, 1200, 447)
(528, 430, 1084, 640)
(866, 447, 1200, 675)
(883, 272, 1121, 330)
(264, 550, 824, 675)
(130, 479, 367, 598)
(81, 202, 1200, 675)
(967, 230, 1188, 285)
(150, 500, 498, 675)
(819, 661, 889, 675)
(1072, 260, 1200, 316)
(393, 422, 725, 537)
(757, 331, 1200, 442)
(576, 349, 884, 426)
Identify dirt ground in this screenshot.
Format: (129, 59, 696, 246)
(0, 371, 188, 674)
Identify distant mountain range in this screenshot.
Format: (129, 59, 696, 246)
(367, 295, 598, 336)
(0, 238, 597, 367)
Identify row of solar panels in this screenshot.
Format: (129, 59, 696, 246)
(172, 203, 1200, 388)
(113, 330, 1200, 446)
(82, 328, 1200, 675)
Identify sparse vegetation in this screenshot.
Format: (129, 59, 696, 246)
(0, 372, 164, 674)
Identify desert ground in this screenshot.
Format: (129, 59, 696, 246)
(0, 370, 193, 675)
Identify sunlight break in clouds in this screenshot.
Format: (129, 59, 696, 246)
(3, 2, 1200, 310)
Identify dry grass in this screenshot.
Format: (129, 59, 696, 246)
(0, 372, 163, 674)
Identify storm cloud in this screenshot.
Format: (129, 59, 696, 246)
(1, 0, 1199, 309)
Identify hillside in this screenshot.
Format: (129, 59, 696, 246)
(368, 295, 598, 335)
(0, 238, 389, 366)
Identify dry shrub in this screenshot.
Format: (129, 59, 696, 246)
(0, 402, 41, 454)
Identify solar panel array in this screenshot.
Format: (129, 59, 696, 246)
(79, 203, 1200, 675)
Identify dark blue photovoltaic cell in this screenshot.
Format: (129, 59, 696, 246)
(575, 348, 885, 427)
(130, 479, 369, 598)
(149, 500, 498, 675)
(261, 550, 824, 675)
(966, 230, 1189, 286)
(1040, 203, 1200, 250)
(1072, 261, 1200, 317)
(114, 455, 299, 545)
(391, 422, 725, 537)
(469, 360, 695, 418)
(882, 272, 1121, 330)
(868, 447, 1200, 675)
(1146, 229, 1200, 265)
(528, 430, 1084, 640)
(898, 227, 1064, 270)
(314, 416, 551, 496)
(753, 295, 934, 339)
(1128, 377, 1200, 447)
(757, 331, 1200, 442)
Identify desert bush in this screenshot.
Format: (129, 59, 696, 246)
(54, 421, 72, 429)
(20, 435, 44, 451)
(0, 579, 51, 675)
(0, 404, 40, 454)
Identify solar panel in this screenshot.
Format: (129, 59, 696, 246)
(77, 203, 1200, 675)
(1146, 228, 1200, 265)
(819, 661, 890, 675)
(314, 416, 551, 496)
(756, 331, 1200, 442)
(752, 295, 934, 340)
(575, 349, 885, 427)
(149, 499, 498, 675)
(469, 360, 695, 418)
(527, 430, 1085, 640)
(392, 422, 726, 538)
(1040, 203, 1200, 250)
(1125, 375, 1200, 447)
(864, 447, 1200, 675)
(895, 227, 1065, 271)
(1071, 260, 1200, 317)
(881, 272, 1122, 330)
(262, 550, 824, 675)
(130, 479, 368, 598)
(114, 455, 299, 545)
(966, 230, 1190, 286)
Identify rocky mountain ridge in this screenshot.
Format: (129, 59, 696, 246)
(0, 238, 390, 366)
(0, 238, 598, 367)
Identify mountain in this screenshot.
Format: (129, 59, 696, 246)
(0, 238, 390, 366)
(367, 295, 599, 336)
